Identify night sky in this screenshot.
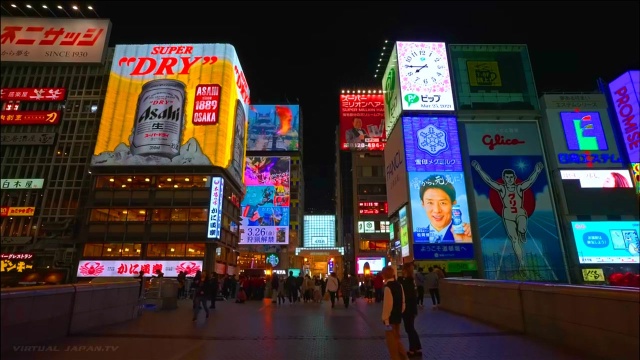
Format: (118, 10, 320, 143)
(38, 1, 640, 211)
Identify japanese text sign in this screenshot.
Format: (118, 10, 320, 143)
(402, 116, 462, 172)
(1, 88, 66, 102)
(0, 207, 35, 217)
(358, 201, 388, 215)
(192, 84, 222, 125)
(1, 111, 61, 125)
(207, 177, 225, 239)
(1, 17, 111, 63)
(1, 256, 34, 273)
(339, 93, 386, 151)
(0, 132, 55, 145)
(608, 71, 640, 163)
(581, 268, 605, 282)
(77, 260, 203, 277)
(1, 253, 34, 260)
(1, 178, 44, 190)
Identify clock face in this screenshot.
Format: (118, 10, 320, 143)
(396, 42, 454, 111)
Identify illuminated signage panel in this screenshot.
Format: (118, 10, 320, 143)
(207, 177, 224, 239)
(571, 221, 639, 264)
(339, 94, 386, 151)
(247, 105, 300, 151)
(77, 260, 203, 277)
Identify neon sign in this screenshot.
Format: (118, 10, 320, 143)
(558, 153, 624, 165)
(358, 201, 388, 215)
(560, 112, 608, 151)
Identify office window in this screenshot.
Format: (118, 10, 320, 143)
(152, 209, 171, 222)
(185, 243, 205, 257)
(83, 243, 103, 257)
(147, 243, 167, 257)
(166, 244, 186, 257)
(357, 184, 386, 195)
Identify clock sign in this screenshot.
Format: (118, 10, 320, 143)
(397, 42, 455, 112)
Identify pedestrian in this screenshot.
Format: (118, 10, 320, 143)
(340, 272, 352, 308)
(277, 276, 287, 305)
(271, 274, 280, 304)
(285, 271, 299, 304)
(192, 272, 209, 321)
(381, 266, 409, 360)
(134, 271, 146, 299)
(399, 263, 422, 358)
(414, 267, 425, 309)
(426, 267, 441, 309)
(374, 272, 385, 303)
(326, 272, 340, 308)
(177, 271, 186, 299)
(209, 273, 219, 309)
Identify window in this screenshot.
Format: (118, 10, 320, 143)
(166, 243, 186, 257)
(102, 243, 122, 256)
(120, 243, 142, 257)
(171, 208, 189, 222)
(83, 243, 103, 257)
(95, 175, 152, 189)
(152, 209, 171, 222)
(357, 184, 386, 196)
(359, 240, 388, 252)
(147, 243, 167, 257)
(89, 209, 147, 222)
(360, 166, 372, 177)
(185, 243, 205, 257)
(157, 176, 210, 189)
(189, 208, 208, 222)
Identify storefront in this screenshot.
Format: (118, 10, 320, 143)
(295, 247, 345, 278)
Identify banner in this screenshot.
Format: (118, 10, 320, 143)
(339, 94, 386, 151)
(1, 88, 66, 101)
(403, 116, 474, 260)
(91, 44, 249, 189)
(240, 157, 290, 245)
(1, 111, 61, 125)
(0, 132, 55, 145)
(247, 105, 300, 151)
(0, 17, 111, 64)
(77, 260, 203, 277)
(465, 121, 568, 282)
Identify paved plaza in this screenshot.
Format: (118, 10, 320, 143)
(4, 297, 591, 360)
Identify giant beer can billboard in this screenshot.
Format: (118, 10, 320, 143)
(91, 44, 250, 189)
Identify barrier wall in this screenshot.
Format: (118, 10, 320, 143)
(440, 279, 640, 360)
(1, 281, 140, 353)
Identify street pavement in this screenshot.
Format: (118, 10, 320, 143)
(4, 296, 592, 360)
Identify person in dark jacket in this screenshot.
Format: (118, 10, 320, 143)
(399, 263, 422, 358)
(192, 272, 209, 321)
(271, 275, 280, 304)
(209, 273, 219, 309)
(381, 266, 408, 360)
(285, 271, 298, 303)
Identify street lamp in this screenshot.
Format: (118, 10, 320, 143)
(42, 5, 57, 17)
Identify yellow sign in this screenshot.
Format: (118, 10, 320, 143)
(0, 207, 35, 217)
(582, 268, 605, 282)
(467, 61, 502, 87)
(92, 44, 249, 189)
(0, 260, 33, 273)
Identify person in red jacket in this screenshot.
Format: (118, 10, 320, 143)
(374, 272, 385, 303)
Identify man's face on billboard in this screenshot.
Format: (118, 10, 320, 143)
(421, 188, 454, 231)
(353, 118, 362, 129)
(503, 173, 515, 186)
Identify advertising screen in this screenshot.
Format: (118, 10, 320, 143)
(240, 157, 290, 245)
(356, 257, 386, 275)
(339, 93, 386, 151)
(404, 116, 473, 261)
(560, 112, 608, 151)
(466, 122, 568, 282)
(358, 201, 387, 215)
(608, 71, 639, 163)
(91, 44, 249, 189)
(397, 42, 455, 112)
(399, 206, 409, 257)
(632, 163, 640, 194)
(560, 170, 633, 188)
(384, 122, 408, 215)
(303, 215, 336, 248)
(571, 221, 639, 264)
(247, 105, 299, 151)
(207, 177, 224, 239)
(77, 260, 203, 277)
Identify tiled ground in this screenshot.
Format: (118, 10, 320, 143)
(3, 297, 592, 360)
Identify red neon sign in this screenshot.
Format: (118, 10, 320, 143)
(358, 201, 388, 215)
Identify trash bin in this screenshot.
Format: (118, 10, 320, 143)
(160, 279, 179, 310)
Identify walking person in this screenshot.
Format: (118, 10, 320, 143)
(374, 272, 385, 303)
(414, 267, 425, 309)
(340, 272, 352, 308)
(209, 273, 219, 309)
(192, 271, 209, 321)
(326, 272, 340, 308)
(399, 263, 422, 358)
(271, 274, 280, 304)
(285, 271, 298, 304)
(426, 267, 441, 309)
(277, 276, 286, 305)
(176, 271, 186, 299)
(381, 266, 409, 360)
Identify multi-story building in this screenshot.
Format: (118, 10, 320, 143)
(1, 17, 114, 284)
(336, 89, 389, 276)
(237, 105, 304, 275)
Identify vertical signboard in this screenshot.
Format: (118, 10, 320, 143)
(465, 121, 568, 282)
(240, 157, 290, 245)
(397, 42, 455, 112)
(608, 70, 640, 163)
(404, 116, 474, 260)
(382, 44, 402, 136)
(339, 93, 386, 151)
(399, 206, 410, 258)
(384, 123, 408, 215)
(207, 177, 224, 239)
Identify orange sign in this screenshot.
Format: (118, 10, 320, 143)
(0, 207, 35, 217)
(0, 111, 60, 125)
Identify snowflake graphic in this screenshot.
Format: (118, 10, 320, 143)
(420, 127, 445, 153)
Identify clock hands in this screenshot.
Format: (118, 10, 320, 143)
(404, 64, 429, 72)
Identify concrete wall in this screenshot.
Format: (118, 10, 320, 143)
(440, 279, 640, 360)
(1, 281, 140, 353)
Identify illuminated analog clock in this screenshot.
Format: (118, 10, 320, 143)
(396, 42, 453, 110)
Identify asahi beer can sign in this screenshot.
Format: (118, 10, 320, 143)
(131, 79, 186, 158)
